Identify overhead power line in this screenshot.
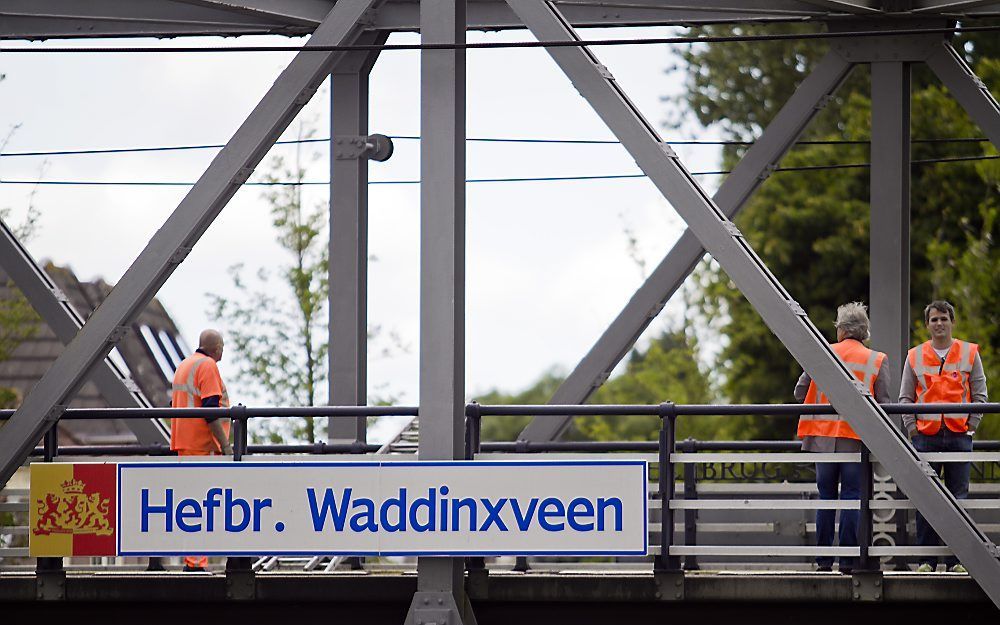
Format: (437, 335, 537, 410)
(2, 24, 1000, 54)
(0, 136, 990, 159)
(1, 154, 997, 187)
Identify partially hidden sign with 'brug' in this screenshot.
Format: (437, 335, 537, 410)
(30, 460, 647, 557)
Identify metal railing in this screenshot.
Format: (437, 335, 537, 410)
(470, 401, 1000, 573)
(2, 401, 999, 573)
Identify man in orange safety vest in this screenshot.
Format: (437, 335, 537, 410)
(795, 302, 890, 574)
(170, 328, 232, 572)
(899, 301, 987, 573)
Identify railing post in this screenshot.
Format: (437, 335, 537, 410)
(36, 423, 65, 599)
(511, 412, 531, 573)
(226, 403, 254, 599)
(682, 437, 700, 571)
(231, 404, 248, 461)
(465, 403, 486, 578)
(43, 425, 58, 463)
(656, 402, 681, 573)
(472, 403, 482, 458)
(858, 445, 874, 571)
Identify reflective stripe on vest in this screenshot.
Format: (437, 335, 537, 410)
(908, 340, 977, 435)
(798, 339, 886, 441)
(171, 355, 211, 404)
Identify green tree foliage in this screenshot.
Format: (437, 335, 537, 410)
(677, 25, 1000, 439)
(0, 148, 43, 408)
(476, 328, 718, 442)
(208, 124, 328, 444)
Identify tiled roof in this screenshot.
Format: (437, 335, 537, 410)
(0, 263, 187, 445)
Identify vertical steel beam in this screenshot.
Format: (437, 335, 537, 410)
(869, 61, 911, 416)
(406, 1, 472, 624)
(926, 41, 1000, 148)
(328, 32, 387, 444)
(504, 0, 1000, 605)
(519, 50, 855, 441)
(0, 218, 168, 444)
(417, 0, 465, 464)
(0, 0, 381, 488)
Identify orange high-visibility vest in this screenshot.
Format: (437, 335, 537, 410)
(908, 339, 978, 435)
(170, 352, 230, 453)
(797, 339, 886, 440)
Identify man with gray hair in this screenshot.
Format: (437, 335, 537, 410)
(795, 302, 890, 573)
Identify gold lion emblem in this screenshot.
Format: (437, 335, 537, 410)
(33, 478, 112, 536)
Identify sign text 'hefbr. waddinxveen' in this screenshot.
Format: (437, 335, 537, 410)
(109, 460, 647, 557)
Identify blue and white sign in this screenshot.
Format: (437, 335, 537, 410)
(117, 460, 648, 556)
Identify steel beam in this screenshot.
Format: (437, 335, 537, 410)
(0, 219, 168, 444)
(868, 61, 911, 414)
(912, 0, 1000, 11)
(0, 0, 839, 40)
(505, 0, 1000, 606)
(374, 0, 833, 31)
(0, 0, 381, 488)
(926, 41, 1000, 149)
(406, 1, 472, 624)
(0, 0, 311, 39)
(416, 0, 466, 478)
(328, 31, 387, 444)
(519, 49, 855, 441)
(796, 0, 880, 12)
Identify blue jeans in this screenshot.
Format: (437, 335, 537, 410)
(815, 461, 861, 569)
(913, 431, 973, 568)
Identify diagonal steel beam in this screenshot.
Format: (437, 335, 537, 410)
(926, 41, 1000, 148)
(0, 0, 381, 488)
(519, 50, 854, 441)
(506, 0, 1000, 605)
(0, 219, 168, 444)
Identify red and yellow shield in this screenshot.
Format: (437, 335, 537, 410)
(29, 463, 116, 557)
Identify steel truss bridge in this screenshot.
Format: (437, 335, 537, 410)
(4, 1, 1000, 622)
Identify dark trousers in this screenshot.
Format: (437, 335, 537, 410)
(913, 431, 972, 569)
(815, 461, 861, 569)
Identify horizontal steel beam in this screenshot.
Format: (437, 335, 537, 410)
(0, 0, 857, 40)
(912, 0, 1000, 11)
(797, 0, 880, 13)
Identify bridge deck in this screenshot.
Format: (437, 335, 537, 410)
(1, 570, 994, 623)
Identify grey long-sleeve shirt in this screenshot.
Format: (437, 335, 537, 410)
(794, 359, 891, 452)
(898, 347, 987, 436)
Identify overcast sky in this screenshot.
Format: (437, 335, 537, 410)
(0, 26, 723, 416)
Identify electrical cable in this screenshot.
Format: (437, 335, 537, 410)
(1, 154, 996, 187)
(0, 136, 990, 158)
(2, 24, 1000, 54)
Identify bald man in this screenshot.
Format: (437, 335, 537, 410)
(170, 330, 233, 571)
